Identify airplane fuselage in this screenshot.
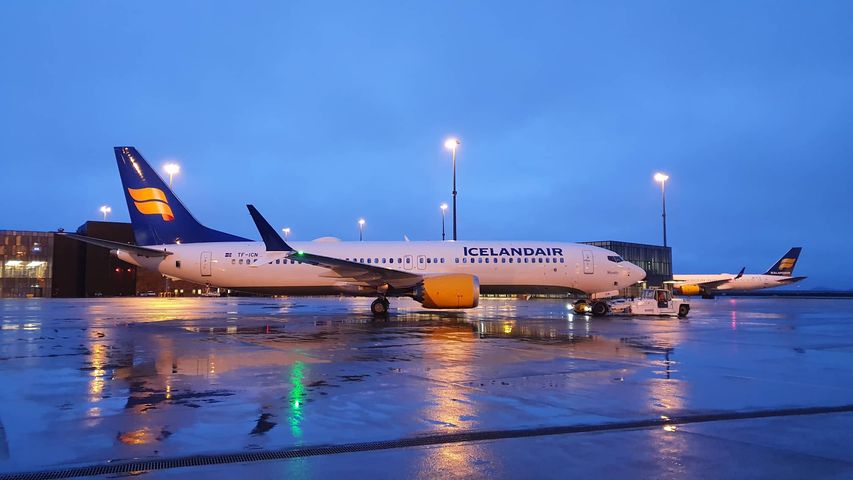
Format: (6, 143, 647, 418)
(672, 274, 799, 292)
(117, 240, 643, 297)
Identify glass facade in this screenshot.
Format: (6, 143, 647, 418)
(582, 240, 672, 287)
(0, 231, 54, 298)
(0, 223, 173, 298)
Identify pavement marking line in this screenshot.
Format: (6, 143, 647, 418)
(4, 404, 853, 480)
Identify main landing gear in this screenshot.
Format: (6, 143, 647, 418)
(371, 297, 390, 316)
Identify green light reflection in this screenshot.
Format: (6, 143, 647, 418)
(288, 361, 305, 438)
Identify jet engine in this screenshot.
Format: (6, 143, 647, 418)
(675, 284, 702, 296)
(413, 274, 480, 309)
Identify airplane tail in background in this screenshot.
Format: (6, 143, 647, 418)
(114, 147, 249, 246)
(764, 247, 802, 276)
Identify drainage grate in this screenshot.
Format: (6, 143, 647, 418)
(4, 404, 853, 480)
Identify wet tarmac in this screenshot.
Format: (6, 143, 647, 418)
(1, 296, 853, 479)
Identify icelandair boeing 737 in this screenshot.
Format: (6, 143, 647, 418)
(669, 247, 806, 298)
(64, 147, 645, 315)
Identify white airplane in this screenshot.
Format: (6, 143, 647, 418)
(670, 247, 806, 298)
(63, 147, 645, 315)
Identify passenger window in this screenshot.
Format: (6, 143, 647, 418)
(441, 258, 445, 263)
(406, 258, 411, 263)
(485, 258, 490, 263)
(239, 259, 243, 265)
(478, 258, 483, 263)
(398, 258, 403, 263)
(389, 258, 393, 263)
(501, 258, 506, 263)
(560, 258, 565, 263)
(463, 258, 468, 263)
(275, 259, 280, 264)
(524, 258, 529, 263)
(427, 258, 431, 263)
(538, 258, 543, 263)
(455, 258, 459, 263)
(374, 258, 379, 263)
(419, 257, 424, 263)
(367, 258, 372, 264)
(176, 260, 181, 268)
(231, 259, 236, 265)
(546, 258, 550, 263)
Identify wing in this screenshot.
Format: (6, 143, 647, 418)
(290, 251, 423, 290)
(58, 232, 172, 258)
(667, 267, 745, 291)
(246, 205, 422, 291)
(666, 277, 735, 290)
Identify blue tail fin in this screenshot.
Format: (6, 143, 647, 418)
(764, 247, 802, 276)
(115, 147, 249, 245)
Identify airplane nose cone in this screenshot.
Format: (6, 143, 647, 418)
(632, 263, 647, 282)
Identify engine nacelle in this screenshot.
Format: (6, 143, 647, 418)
(414, 274, 480, 309)
(675, 284, 702, 296)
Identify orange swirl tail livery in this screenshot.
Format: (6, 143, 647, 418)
(127, 187, 175, 221)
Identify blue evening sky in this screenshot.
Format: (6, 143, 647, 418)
(1, 2, 851, 288)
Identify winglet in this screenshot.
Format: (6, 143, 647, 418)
(734, 267, 745, 280)
(246, 205, 293, 252)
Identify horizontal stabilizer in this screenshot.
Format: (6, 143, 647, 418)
(58, 232, 172, 257)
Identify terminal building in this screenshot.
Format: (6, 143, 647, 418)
(0, 223, 172, 298)
(1, 224, 673, 298)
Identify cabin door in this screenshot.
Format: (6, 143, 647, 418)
(201, 251, 213, 277)
(582, 250, 594, 274)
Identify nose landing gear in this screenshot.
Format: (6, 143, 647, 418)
(371, 297, 390, 316)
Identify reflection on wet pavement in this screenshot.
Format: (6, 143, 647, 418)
(1, 297, 853, 478)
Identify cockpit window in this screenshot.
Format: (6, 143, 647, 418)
(607, 255, 624, 263)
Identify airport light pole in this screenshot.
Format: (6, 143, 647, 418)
(99, 205, 111, 221)
(282, 228, 290, 241)
(654, 172, 669, 247)
(164, 163, 180, 188)
(358, 218, 365, 241)
(444, 138, 461, 240)
(440, 203, 448, 241)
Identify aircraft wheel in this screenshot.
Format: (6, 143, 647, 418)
(573, 300, 588, 314)
(591, 301, 609, 317)
(678, 304, 690, 317)
(371, 298, 389, 316)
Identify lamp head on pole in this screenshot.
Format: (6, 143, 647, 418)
(654, 172, 669, 183)
(282, 227, 290, 235)
(164, 163, 180, 176)
(358, 218, 365, 227)
(440, 203, 448, 212)
(99, 205, 111, 215)
(444, 138, 460, 151)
